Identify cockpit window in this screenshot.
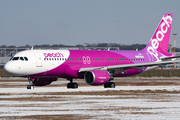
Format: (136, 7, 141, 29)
(20, 57, 24, 61)
(24, 57, 28, 61)
(12, 57, 19, 61)
(11, 56, 28, 61)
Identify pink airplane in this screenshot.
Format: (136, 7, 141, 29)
(4, 13, 179, 89)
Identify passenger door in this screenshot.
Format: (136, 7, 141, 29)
(34, 52, 43, 67)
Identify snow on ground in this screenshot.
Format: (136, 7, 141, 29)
(0, 86, 180, 119)
(1, 86, 180, 93)
(1, 78, 180, 119)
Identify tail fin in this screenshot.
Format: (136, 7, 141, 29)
(143, 13, 173, 54)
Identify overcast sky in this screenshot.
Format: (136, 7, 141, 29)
(0, 0, 180, 47)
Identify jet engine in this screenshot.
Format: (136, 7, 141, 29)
(28, 77, 57, 86)
(84, 70, 113, 85)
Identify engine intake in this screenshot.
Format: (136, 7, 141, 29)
(84, 70, 113, 85)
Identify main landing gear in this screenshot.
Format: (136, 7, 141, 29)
(67, 78, 78, 89)
(104, 82, 115, 88)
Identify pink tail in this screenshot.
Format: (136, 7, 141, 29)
(143, 13, 173, 54)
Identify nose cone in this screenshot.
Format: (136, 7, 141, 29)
(4, 62, 14, 75)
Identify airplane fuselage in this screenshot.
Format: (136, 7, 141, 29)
(4, 49, 158, 78)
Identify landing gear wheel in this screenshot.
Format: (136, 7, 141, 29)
(67, 83, 71, 88)
(73, 82, 78, 88)
(67, 78, 78, 89)
(27, 85, 31, 89)
(67, 83, 78, 89)
(110, 82, 115, 88)
(104, 82, 115, 88)
(104, 83, 108, 88)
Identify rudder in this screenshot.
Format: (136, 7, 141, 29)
(143, 13, 173, 54)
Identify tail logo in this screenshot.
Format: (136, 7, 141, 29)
(147, 14, 172, 61)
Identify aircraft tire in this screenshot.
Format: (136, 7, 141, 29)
(73, 83, 78, 89)
(27, 85, 31, 89)
(67, 83, 72, 88)
(67, 83, 78, 89)
(110, 82, 115, 88)
(104, 82, 115, 88)
(104, 83, 108, 88)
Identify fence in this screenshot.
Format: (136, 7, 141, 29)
(1, 69, 180, 78)
(136, 69, 180, 77)
(0, 69, 12, 77)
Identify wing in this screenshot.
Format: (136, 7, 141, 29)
(79, 60, 180, 73)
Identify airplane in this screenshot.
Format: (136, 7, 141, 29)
(3, 13, 179, 89)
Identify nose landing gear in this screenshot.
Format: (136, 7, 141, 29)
(27, 85, 34, 89)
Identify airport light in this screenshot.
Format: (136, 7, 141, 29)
(26, 44, 29, 50)
(173, 33, 177, 68)
(84, 43, 88, 49)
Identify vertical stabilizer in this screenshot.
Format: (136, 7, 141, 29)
(143, 13, 173, 55)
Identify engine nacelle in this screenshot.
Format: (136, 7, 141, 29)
(84, 70, 112, 85)
(28, 77, 57, 86)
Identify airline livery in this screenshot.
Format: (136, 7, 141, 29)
(4, 13, 179, 89)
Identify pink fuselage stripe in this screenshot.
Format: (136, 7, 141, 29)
(26, 50, 169, 78)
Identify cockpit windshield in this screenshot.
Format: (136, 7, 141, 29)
(20, 57, 24, 60)
(11, 57, 28, 61)
(12, 57, 19, 61)
(24, 57, 28, 61)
